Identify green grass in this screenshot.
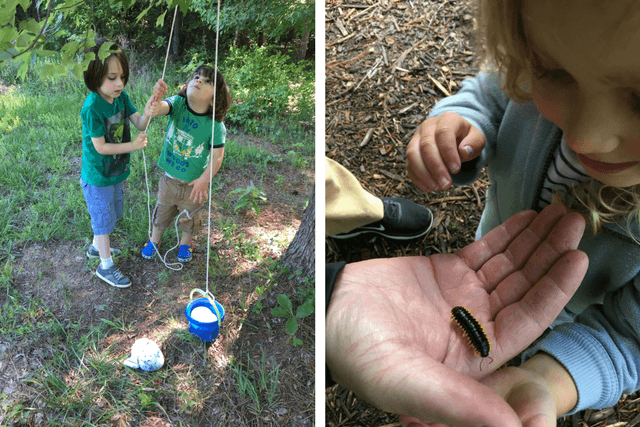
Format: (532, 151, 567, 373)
(230, 344, 282, 415)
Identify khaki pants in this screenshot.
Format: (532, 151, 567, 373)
(325, 157, 384, 236)
(152, 175, 203, 235)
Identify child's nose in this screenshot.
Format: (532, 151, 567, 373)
(566, 134, 621, 155)
(565, 95, 623, 154)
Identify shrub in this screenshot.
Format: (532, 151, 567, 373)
(222, 45, 314, 132)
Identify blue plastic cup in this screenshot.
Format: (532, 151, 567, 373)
(184, 298, 225, 342)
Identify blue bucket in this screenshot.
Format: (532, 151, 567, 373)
(184, 298, 225, 342)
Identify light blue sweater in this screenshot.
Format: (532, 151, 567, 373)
(429, 72, 640, 414)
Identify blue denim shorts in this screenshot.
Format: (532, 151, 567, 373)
(80, 178, 124, 235)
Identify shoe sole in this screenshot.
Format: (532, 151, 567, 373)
(178, 256, 192, 263)
(96, 270, 131, 288)
(331, 225, 433, 240)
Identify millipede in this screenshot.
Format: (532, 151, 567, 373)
(451, 306, 492, 361)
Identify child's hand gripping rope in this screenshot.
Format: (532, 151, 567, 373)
(132, 132, 148, 150)
(144, 79, 168, 119)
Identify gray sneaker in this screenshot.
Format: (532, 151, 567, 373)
(96, 265, 131, 288)
(87, 245, 121, 259)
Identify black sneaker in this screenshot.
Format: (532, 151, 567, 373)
(96, 264, 132, 288)
(332, 197, 434, 240)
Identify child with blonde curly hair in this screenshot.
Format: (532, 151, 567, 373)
(405, 0, 640, 423)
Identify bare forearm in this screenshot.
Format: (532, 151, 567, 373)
(200, 159, 222, 182)
(131, 113, 150, 131)
(95, 141, 141, 155)
(199, 148, 224, 182)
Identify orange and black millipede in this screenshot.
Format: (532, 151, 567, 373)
(451, 306, 491, 358)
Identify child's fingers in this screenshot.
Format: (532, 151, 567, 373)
(457, 126, 486, 161)
(416, 130, 453, 191)
(407, 130, 440, 192)
(413, 116, 467, 191)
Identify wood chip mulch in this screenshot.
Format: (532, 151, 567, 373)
(324, 0, 640, 425)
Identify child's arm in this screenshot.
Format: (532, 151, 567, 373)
(189, 147, 225, 204)
(92, 133, 147, 155)
(517, 353, 578, 416)
(406, 72, 511, 193)
(130, 79, 169, 131)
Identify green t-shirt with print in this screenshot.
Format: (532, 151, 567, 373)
(156, 95, 226, 182)
(80, 90, 137, 186)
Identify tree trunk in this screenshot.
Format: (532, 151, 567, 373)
(234, 29, 250, 48)
(281, 186, 315, 281)
(257, 31, 267, 47)
(296, 29, 311, 61)
(172, 9, 181, 56)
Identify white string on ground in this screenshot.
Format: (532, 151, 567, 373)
(152, 208, 193, 271)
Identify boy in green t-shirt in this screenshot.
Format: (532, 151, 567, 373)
(80, 38, 163, 288)
(141, 66, 232, 262)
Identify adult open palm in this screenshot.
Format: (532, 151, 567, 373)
(326, 204, 588, 427)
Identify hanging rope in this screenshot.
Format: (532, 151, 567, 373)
(190, 0, 223, 318)
(204, 0, 223, 299)
(143, 5, 179, 238)
(139, 5, 185, 272)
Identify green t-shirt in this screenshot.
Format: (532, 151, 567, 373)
(156, 95, 226, 182)
(80, 91, 137, 186)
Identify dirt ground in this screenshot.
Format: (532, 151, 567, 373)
(325, 0, 640, 426)
(1, 132, 315, 426)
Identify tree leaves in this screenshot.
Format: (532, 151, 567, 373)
(97, 41, 117, 62)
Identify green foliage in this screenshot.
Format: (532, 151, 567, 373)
(230, 184, 267, 216)
(191, 0, 312, 43)
(271, 285, 314, 347)
(2, 0, 314, 84)
(1, 1, 188, 80)
(223, 45, 314, 131)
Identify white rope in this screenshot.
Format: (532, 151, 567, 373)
(139, 5, 188, 272)
(205, 0, 223, 297)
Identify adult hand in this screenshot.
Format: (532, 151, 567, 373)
(326, 204, 588, 427)
(406, 112, 485, 192)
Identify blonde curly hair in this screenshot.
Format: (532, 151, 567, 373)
(475, 0, 640, 236)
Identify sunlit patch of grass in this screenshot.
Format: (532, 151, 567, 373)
(0, 88, 26, 134)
